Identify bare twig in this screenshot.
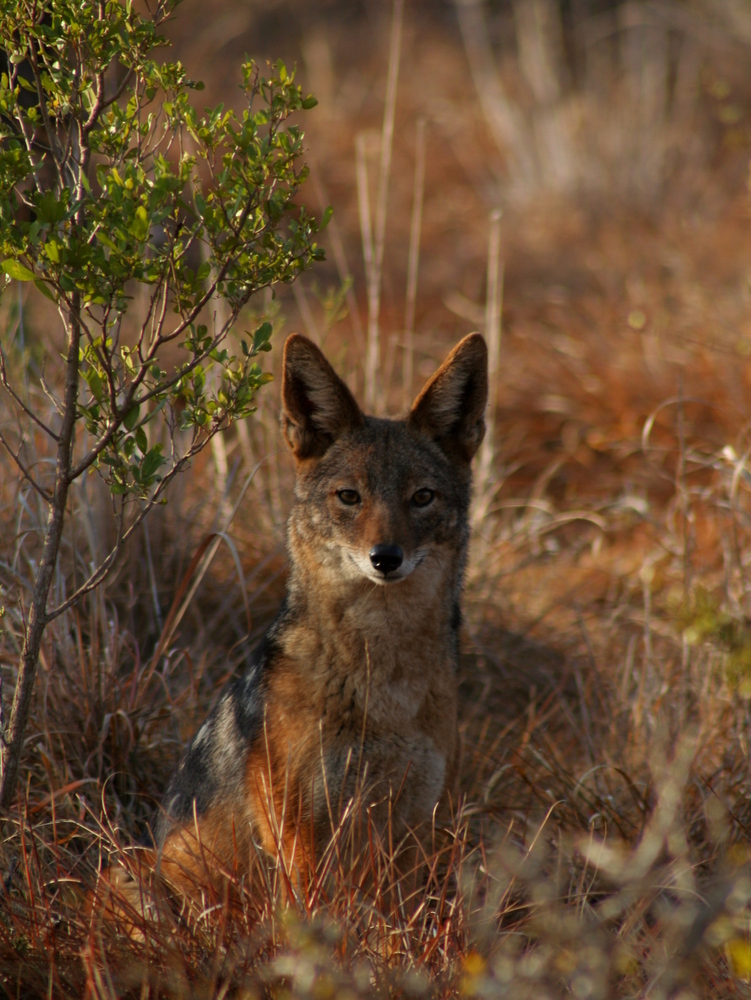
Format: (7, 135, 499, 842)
(0, 353, 58, 442)
(363, 0, 404, 413)
(0, 430, 52, 503)
(476, 208, 503, 511)
(27, 40, 65, 185)
(356, 132, 375, 389)
(39, 368, 64, 418)
(403, 117, 427, 409)
(45, 524, 126, 623)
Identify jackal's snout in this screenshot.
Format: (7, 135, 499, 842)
(369, 543, 404, 576)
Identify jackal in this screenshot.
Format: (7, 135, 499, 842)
(156, 331, 488, 896)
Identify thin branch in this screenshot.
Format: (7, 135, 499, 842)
(39, 370, 65, 418)
(99, 67, 135, 117)
(10, 108, 46, 198)
(0, 561, 34, 596)
(93, 316, 122, 418)
(64, 269, 241, 483)
(146, 274, 170, 355)
(46, 425, 223, 621)
(0, 290, 84, 807)
(0, 429, 52, 502)
(5, 105, 48, 159)
(403, 117, 427, 408)
(0, 350, 59, 441)
(45, 506, 127, 621)
(57, 90, 76, 183)
(83, 2, 107, 138)
(475, 207, 503, 515)
(28, 40, 65, 184)
(132, 269, 168, 358)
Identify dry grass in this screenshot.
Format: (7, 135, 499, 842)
(4, 1, 751, 996)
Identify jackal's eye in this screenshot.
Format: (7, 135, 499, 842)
(337, 489, 361, 506)
(412, 488, 435, 508)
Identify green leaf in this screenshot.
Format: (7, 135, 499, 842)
(141, 446, 164, 480)
(135, 426, 148, 454)
(35, 191, 67, 226)
(96, 231, 118, 252)
(301, 95, 318, 110)
(123, 403, 140, 430)
(131, 205, 149, 241)
(33, 280, 56, 302)
(252, 321, 273, 353)
(321, 205, 333, 229)
(2, 260, 34, 281)
(87, 370, 103, 403)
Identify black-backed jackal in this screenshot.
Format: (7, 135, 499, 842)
(101, 332, 488, 913)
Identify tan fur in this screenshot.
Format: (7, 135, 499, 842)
(139, 333, 489, 909)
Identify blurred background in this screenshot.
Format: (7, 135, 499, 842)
(5, 4, 751, 987)
(142, 0, 751, 824)
(162, 0, 751, 510)
(140, 0, 751, 643)
(152, 0, 751, 840)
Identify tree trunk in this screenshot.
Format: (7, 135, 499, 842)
(0, 301, 81, 810)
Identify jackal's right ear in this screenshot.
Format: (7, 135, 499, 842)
(281, 334, 364, 460)
(408, 333, 488, 463)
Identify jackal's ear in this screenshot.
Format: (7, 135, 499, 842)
(281, 334, 364, 460)
(408, 333, 488, 462)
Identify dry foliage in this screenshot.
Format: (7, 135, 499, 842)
(3, 1, 751, 996)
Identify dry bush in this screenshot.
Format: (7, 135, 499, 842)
(4, 0, 751, 996)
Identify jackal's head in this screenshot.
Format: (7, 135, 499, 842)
(281, 334, 488, 591)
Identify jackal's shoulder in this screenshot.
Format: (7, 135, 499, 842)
(157, 621, 283, 841)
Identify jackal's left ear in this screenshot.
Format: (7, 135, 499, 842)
(281, 334, 364, 460)
(408, 333, 488, 463)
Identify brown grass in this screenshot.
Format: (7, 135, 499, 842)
(4, 1, 751, 996)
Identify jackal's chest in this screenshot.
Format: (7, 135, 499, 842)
(316, 729, 448, 836)
(310, 647, 456, 833)
(268, 606, 458, 834)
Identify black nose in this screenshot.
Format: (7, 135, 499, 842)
(369, 544, 404, 575)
